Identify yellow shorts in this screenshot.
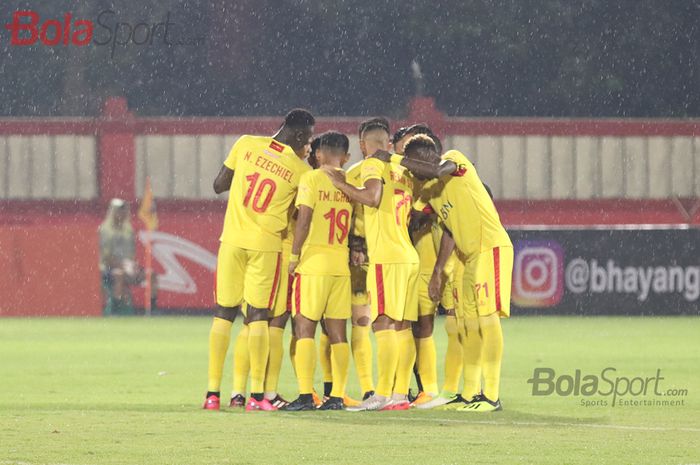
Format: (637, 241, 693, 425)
(350, 264, 369, 306)
(461, 246, 513, 318)
(442, 254, 465, 312)
(418, 274, 437, 317)
(291, 274, 351, 321)
(215, 242, 282, 313)
(367, 263, 419, 322)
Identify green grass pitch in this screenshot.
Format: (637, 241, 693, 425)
(1, 316, 698, 465)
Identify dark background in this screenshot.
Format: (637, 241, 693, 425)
(1, 0, 699, 117)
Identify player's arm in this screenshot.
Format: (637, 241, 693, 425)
(213, 165, 234, 194)
(323, 167, 382, 208)
(289, 205, 312, 275)
(371, 150, 457, 180)
(429, 227, 456, 302)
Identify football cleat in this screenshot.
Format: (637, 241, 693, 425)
(458, 394, 502, 412)
(435, 394, 470, 410)
(381, 399, 410, 411)
(362, 390, 375, 401)
(347, 394, 391, 412)
(318, 396, 345, 411)
(245, 397, 278, 412)
(410, 391, 435, 407)
(415, 392, 456, 410)
(280, 395, 316, 411)
(343, 395, 361, 408)
(229, 394, 246, 408)
(203, 394, 220, 410)
(268, 395, 290, 409)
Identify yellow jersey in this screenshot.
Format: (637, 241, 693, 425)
(415, 150, 511, 259)
(220, 135, 310, 252)
(295, 169, 352, 276)
(345, 160, 366, 239)
(361, 158, 419, 264)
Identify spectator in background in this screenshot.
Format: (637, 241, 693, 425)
(99, 198, 143, 315)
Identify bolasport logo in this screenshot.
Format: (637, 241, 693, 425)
(2, 10, 206, 57)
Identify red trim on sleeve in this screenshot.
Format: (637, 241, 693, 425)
(422, 204, 435, 214)
(375, 264, 385, 315)
(267, 253, 282, 310)
(452, 164, 467, 177)
(493, 248, 502, 313)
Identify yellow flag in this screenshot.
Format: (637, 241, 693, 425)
(138, 177, 158, 231)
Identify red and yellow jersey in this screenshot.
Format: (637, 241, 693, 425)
(220, 135, 310, 252)
(361, 158, 419, 264)
(295, 169, 352, 276)
(281, 205, 296, 260)
(345, 160, 366, 238)
(415, 150, 511, 259)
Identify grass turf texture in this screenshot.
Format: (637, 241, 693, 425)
(1, 316, 698, 465)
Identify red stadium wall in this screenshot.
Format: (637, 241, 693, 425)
(1, 97, 699, 316)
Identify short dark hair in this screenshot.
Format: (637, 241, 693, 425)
(402, 123, 443, 154)
(392, 126, 410, 145)
(308, 136, 321, 169)
(284, 108, 315, 129)
(358, 117, 390, 138)
(403, 134, 438, 159)
(318, 131, 349, 154)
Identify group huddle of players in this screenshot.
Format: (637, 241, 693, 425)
(203, 109, 513, 412)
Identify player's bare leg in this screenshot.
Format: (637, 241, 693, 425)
(204, 305, 238, 410)
(264, 311, 290, 408)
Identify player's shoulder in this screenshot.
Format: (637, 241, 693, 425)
(346, 160, 364, 174)
(442, 149, 469, 163)
(300, 168, 322, 184)
(442, 150, 473, 177)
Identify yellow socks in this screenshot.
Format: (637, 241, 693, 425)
(329, 342, 350, 398)
(207, 317, 232, 392)
(461, 317, 483, 399)
(479, 313, 503, 401)
(232, 324, 249, 395)
(351, 324, 374, 394)
(319, 332, 333, 386)
(415, 335, 438, 395)
(294, 337, 316, 394)
(394, 328, 416, 396)
(375, 329, 399, 397)
(264, 326, 285, 397)
(443, 315, 463, 394)
(247, 320, 269, 394)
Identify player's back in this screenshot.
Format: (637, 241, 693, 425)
(296, 169, 352, 276)
(361, 158, 419, 264)
(421, 150, 511, 258)
(221, 135, 310, 252)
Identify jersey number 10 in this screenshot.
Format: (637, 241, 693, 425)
(243, 173, 277, 213)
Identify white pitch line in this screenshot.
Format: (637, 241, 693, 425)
(381, 416, 700, 433)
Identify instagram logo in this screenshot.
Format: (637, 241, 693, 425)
(513, 240, 564, 308)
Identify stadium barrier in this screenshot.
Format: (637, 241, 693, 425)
(0, 97, 698, 316)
